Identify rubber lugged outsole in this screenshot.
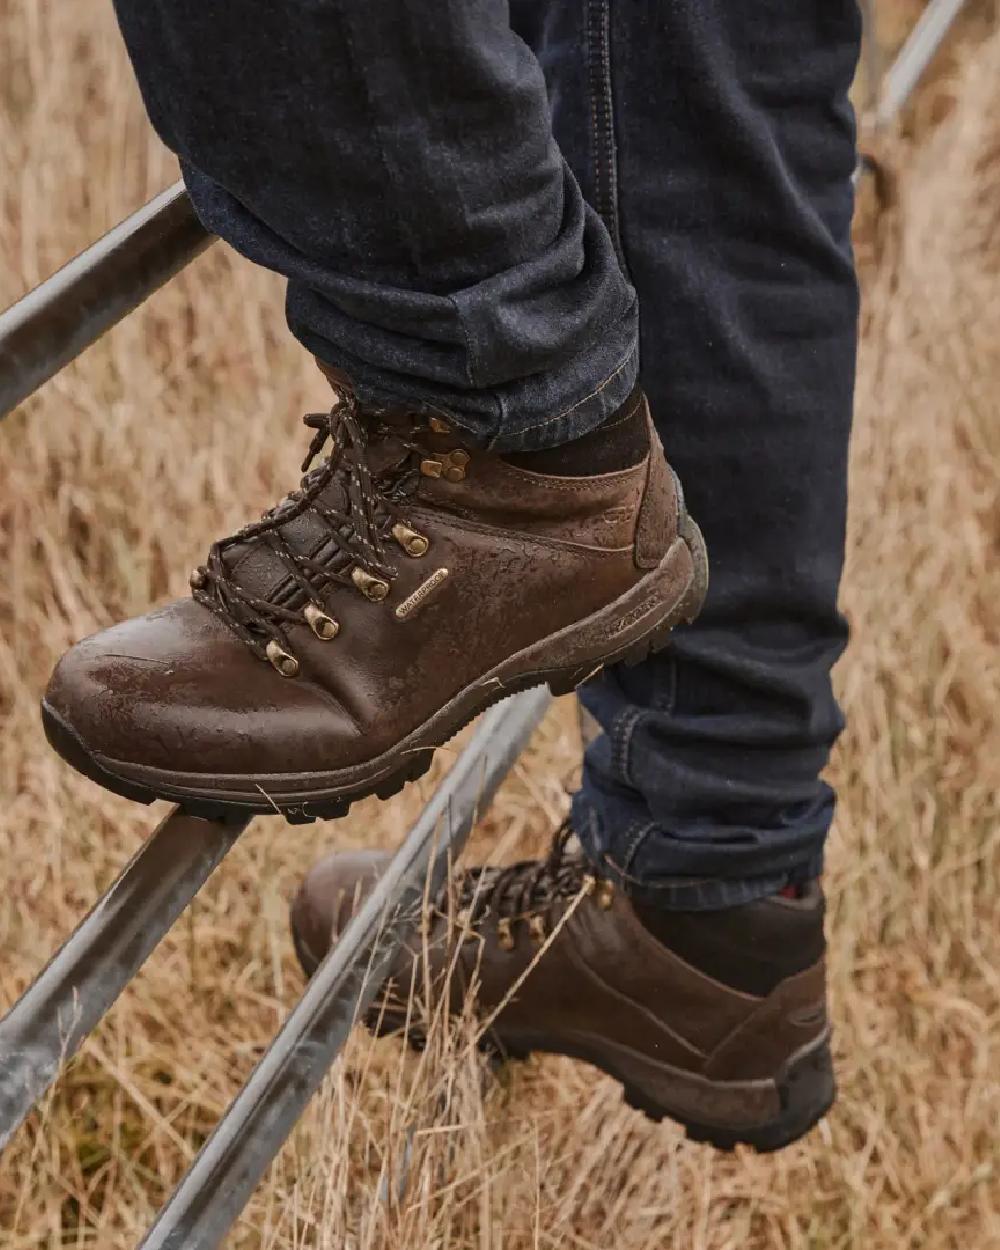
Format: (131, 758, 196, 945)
(358, 1017, 831, 1154)
(42, 517, 709, 825)
(618, 1038, 836, 1153)
(475, 1031, 833, 1154)
(41, 703, 436, 825)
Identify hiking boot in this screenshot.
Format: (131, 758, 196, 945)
(290, 826, 834, 1152)
(42, 378, 707, 822)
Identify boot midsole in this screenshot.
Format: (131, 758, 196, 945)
(494, 1025, 832, 1132)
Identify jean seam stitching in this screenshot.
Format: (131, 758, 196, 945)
(620, 820, 654, 875)
(657, 653, 678, 714)
(445, 292, 481, 391)
(586, 0, 604, 221)
(509, 341, 637, 437)
(444, 292, 506, 443)
(614, 856, 722, 897)
(586, 0, 624, 262)
(612, 704, 643, 787)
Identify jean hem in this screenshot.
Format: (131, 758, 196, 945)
(304, 331, 640, 453)
(571, 795, 826, 911)
(488, 338, 639, 452)
(600, 854, 825, 911)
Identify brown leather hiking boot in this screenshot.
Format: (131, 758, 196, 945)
(42, 380, 707, 822)
(291, 828, 834, 1152)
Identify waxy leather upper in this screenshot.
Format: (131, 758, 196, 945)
(292, 847, 829, 1085)
(45, 402, 679, 777)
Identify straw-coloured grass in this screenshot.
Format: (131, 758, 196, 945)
(1, 1, 998, 1246)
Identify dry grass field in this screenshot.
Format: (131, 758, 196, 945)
(1, 1, 999, 1246)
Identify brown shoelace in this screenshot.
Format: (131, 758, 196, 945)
(189, 386, 444, 673)
(453, 823, 615, 950)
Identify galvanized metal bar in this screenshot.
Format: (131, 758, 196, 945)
(0, 181, 212, 419)
(877, 0, 969, 127)
(858, 0, 883, 123)
(0, 807, 246, 1152)
(139, 687, 552, 1250)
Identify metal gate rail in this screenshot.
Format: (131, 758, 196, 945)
(877, 0, 969, 126)
(0, 809, 246, 1152)
(0, 687, 551, 1222)
(138, 688, 550, 1250)
(0, 4, 967, 1246)
(0, 182, 210, 419)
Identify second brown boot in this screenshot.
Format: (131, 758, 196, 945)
(291, 826, 834, 1152)
(42, 379, 706, 822)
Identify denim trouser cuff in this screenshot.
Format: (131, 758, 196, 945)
(571, 800, 826, 912)
(294, 313, 640, 453)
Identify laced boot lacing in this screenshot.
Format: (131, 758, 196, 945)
(452, 823, 616, 951)
(189, 385, 468, 677)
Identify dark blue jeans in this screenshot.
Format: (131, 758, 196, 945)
(112, 0, 861, 908)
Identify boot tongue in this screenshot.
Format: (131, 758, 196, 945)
(314, 360, 420, 475)
(216, 406, 415, 606)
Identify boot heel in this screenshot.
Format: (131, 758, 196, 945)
(677, 512, 709, 624)
(619, 512, 708, 666)
(545, 513, 709, 696)
(677, 1036, 836, 1154)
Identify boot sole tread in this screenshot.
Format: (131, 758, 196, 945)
(369, 1012, 834, 1154)
(478, 1031, 832, 1153)
(42, 518, 708, 824)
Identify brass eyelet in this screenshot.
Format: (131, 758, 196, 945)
(420, 449, 470, 483)
(266, 639, 299, 678)
(351, 566, 390, 602)
(596, 881, 615, 910)
(391, 522, 429, 557)
(304, 603, 339, 639)
(496, 917, 515, 952)
(443, 449, 470, 482)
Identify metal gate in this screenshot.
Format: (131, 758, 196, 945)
(0, 4, 966, 1245)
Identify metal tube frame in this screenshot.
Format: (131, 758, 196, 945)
(0, 809, 247, 1151)
(876, 0, 969, 128)
(138, 688, 551, 1250)
(0, 181, 212, 419)
(0, 5, 963, 1244)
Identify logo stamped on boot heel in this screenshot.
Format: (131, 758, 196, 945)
(395, 568, 449, 619)
(607, 598, 659, 639)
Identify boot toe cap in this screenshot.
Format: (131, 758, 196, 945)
(290, 850, 392, 975)
(43, 610, 198, 766)
(42, 599, 359, 776)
